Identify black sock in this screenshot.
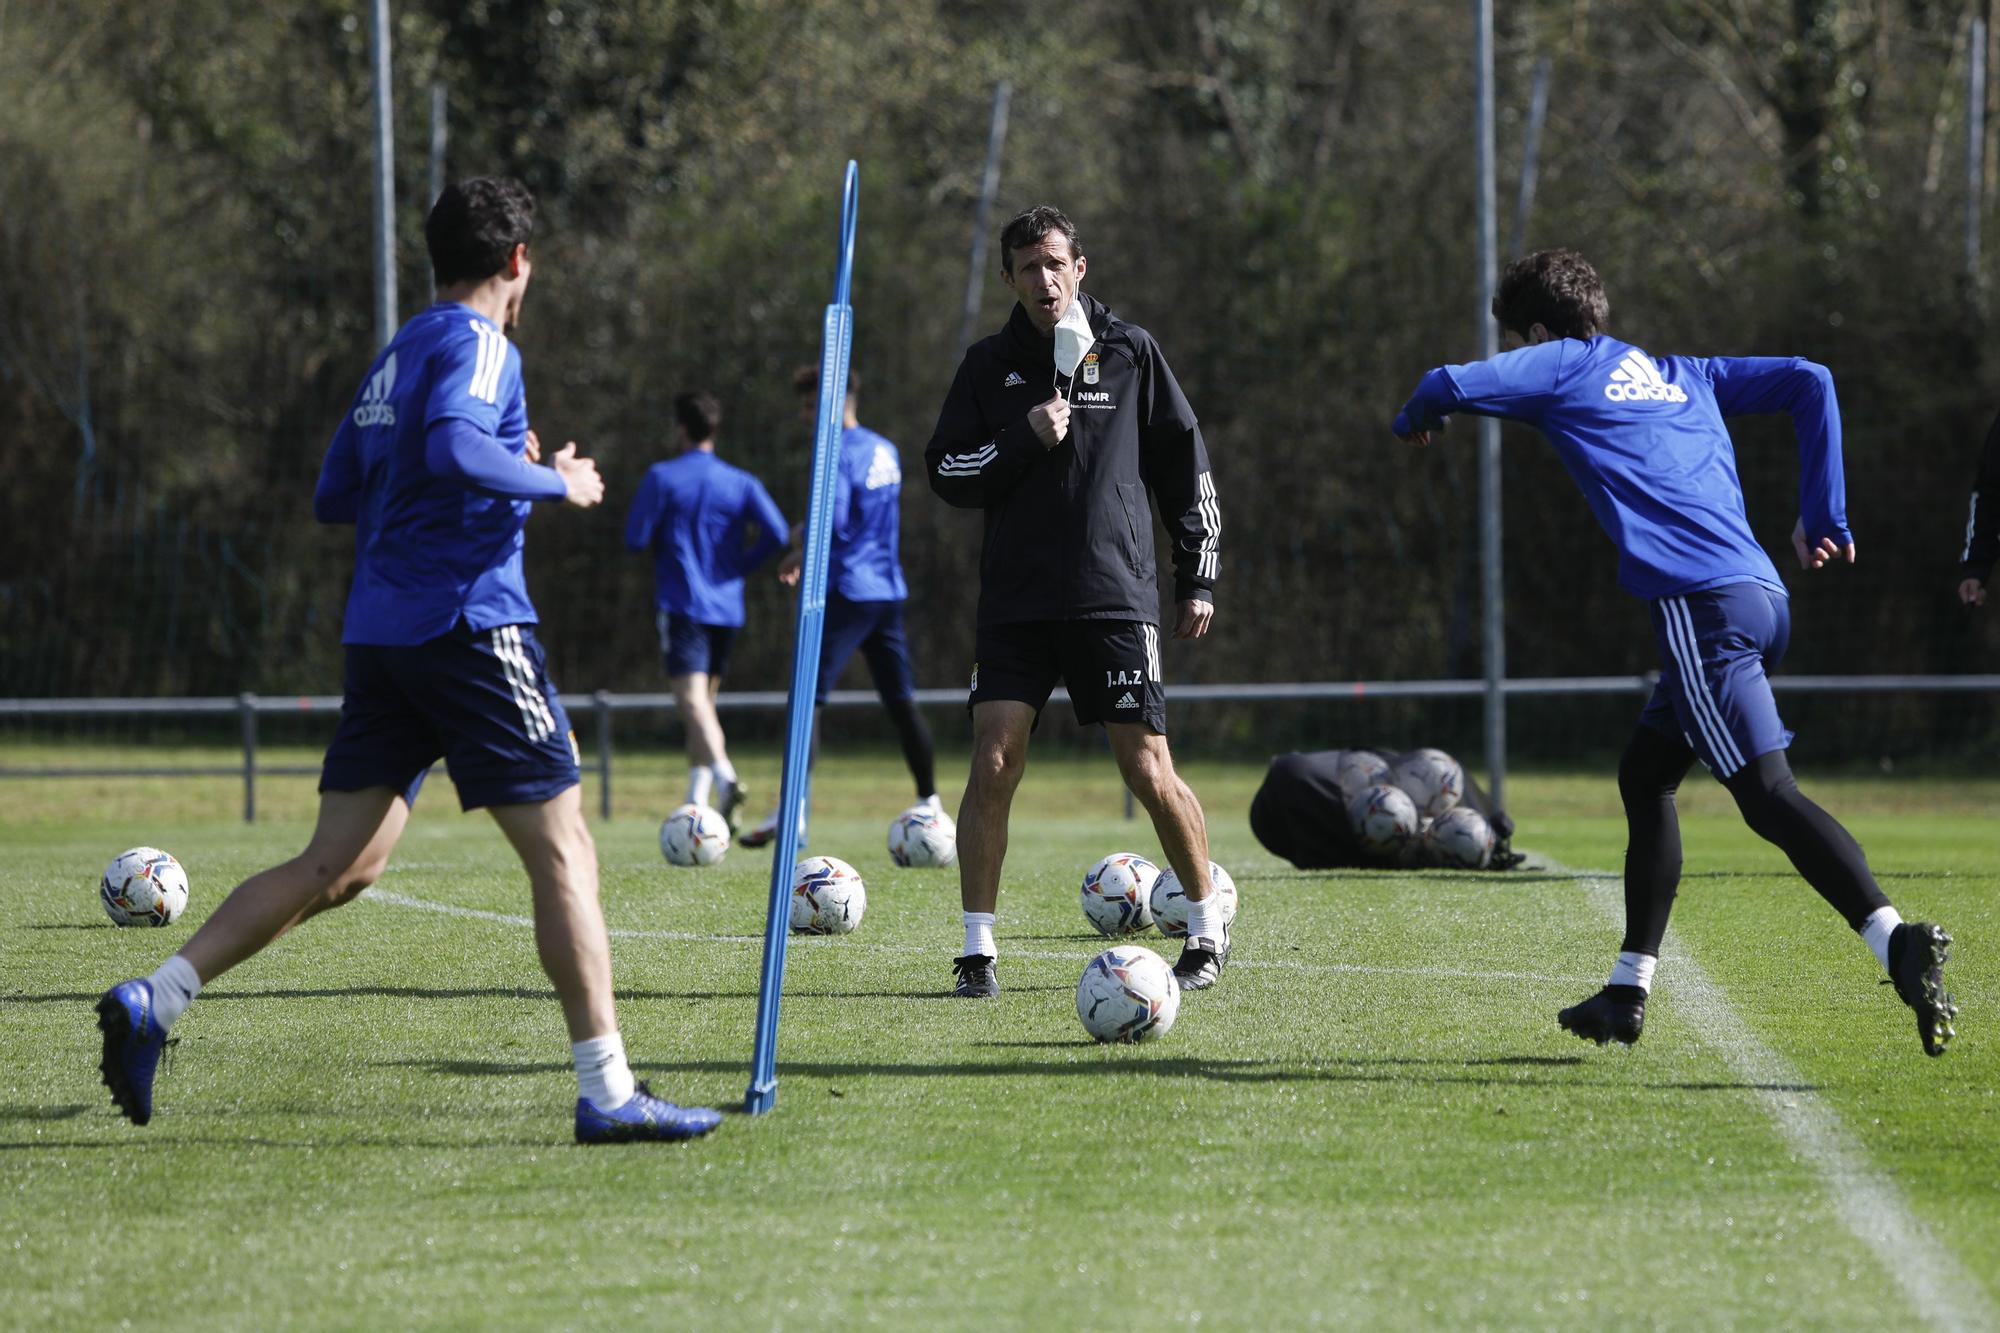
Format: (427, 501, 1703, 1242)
(884, 695, 936, 798)
(1722, 750, 1890, 929)
(1618, 726, 1695, 956)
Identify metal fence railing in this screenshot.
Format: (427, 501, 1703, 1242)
(5, 674, 1999, 823)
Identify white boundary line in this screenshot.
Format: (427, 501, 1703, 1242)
(358, 888, 1567, 983)
(1567, 868, 1992, 1330)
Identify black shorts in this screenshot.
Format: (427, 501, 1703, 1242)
(321, 622, 581, 812)
(969, 618, 1167, 732)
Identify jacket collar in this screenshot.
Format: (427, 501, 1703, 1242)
(1002, 291, 1118, 365)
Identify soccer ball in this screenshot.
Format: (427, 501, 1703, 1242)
(1333, 749, 1394, 802)
(100, 847, 189, 927)
(1424, 806, 1496, 869)
(1390, 747, 1465, 819)
(659, 803, 730, 867)
(1348, 783, 1420, 855)
(888, 804, 957, 867)
(1149, 861, 1239, 939)
(1075, 945, 1181, 1043)
(1080, 852, 1160, 936)
(790, 855, 867, 935)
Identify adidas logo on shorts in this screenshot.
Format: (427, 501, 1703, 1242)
(1115, 691, 1139, 709)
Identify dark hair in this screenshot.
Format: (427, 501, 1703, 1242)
(1491, 248, 1609, 341)
(426, 177, 536, 286)
(999, 205, 1082, 274)
(674, 391, 721, 443)
(793, 365, 859, 396)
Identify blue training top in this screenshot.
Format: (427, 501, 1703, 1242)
(315, 302, 568, 646)
(623, 450, 788, 627)
(828, 424, 909, 603)
(1392, 336, 1851, 600)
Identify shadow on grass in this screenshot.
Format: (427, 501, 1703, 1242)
(0, 1104, 90, 1120)
(16, 922, 112, 931)
(10, 983, 1071, 1006)
(377, 1054, 1817, 1095)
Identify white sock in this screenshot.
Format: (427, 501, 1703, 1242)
(572, 1031, 637, 1111)
(921, 792, 942, 813)
(1861, 906, 1903, 972)
(147, 954, 203, 1031)
(1606, 951, 1657, 994)
(963, 911, 996, 959)
(1185, 891, 1222, 944)
(713, 756, 738, 785)
(687, 766, 714, 806)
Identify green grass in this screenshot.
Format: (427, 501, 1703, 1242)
(2, 746, 1996, 1329)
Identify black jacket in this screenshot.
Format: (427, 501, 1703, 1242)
(925, 293, 1219, 626)
(1962, 408, 2000, 583)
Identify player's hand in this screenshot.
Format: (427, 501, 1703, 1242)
(778, 549, 803, 587)
(522, 428, 543, 463)
(552, 442, 603, 508)
(1173, 598, 1213, 640)
(1791, 516, 1854, 570)
(1396, 429, 1433, 447)
(1027, 395, 1071, 449)
(1960, 577, 1988, 607)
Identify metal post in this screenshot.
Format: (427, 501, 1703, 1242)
(368, 0, 397, 350)
(428, 80, 446, 302)
(1971, 19, 1987, 286)
(1510, 56, 1552, 257)
(1474, 0, 1507, 809)
(239, 692, 258, 824)
(594, 690, 613, 821)
(956, 80, 1013, 353)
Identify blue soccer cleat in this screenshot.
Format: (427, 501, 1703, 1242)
(96, 980, 170, 1126)
(574, 1081, 722, 1145)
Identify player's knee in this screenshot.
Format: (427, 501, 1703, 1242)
(1116, 741, 1171, 796)
(968, 736, 1025, 790)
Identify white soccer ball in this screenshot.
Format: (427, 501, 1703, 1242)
(100, 847, 189, 927)
(1080, 852, 1160, 936)
(659, 802, 730, 867)
(1333, 749, 1394, 802)
(1348, 783, 1420, 855)
(1075, 945, 1181, 1043)
(888, 804, 958, 868)
(1424, 806, 1496, 869)
(790, 855, 867, 935)
(1390, 747, 1465, 819)
(1149, 861, 1239, 939)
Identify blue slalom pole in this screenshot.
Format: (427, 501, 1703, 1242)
(747, 161, 859, 1115)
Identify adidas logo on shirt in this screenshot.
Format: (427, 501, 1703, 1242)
(353, 351, 398, 427)
(1604, 349, 1688, 403)
(1003, 371, 1026, 388)
(1115, 691, 1139, 710)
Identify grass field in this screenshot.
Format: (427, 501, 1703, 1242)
(3, 744, 1996, 1329)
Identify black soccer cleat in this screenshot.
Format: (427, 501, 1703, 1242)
(951, 954, 999, 998)
(1172, 934, 1230, 991)
(715, 779, 747, 836)
(1886, 922, 1957, 1057)
(1557, 985, 1646, 1047)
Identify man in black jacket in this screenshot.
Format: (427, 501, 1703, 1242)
(926, 205, 1225, 997)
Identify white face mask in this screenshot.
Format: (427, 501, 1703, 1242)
(1053, 297, 1095, 380)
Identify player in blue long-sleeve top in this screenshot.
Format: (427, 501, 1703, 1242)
(624, 391, 788, 828)
(95, 177, 722, 1142)
(1393, 248, 1956, 1056)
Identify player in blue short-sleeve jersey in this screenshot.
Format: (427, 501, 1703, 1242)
(741, 367, 942, 848)
(93, 177, 722, 1143)
(1393, 247, 1956, 1057)
(623, 390, 788, 828)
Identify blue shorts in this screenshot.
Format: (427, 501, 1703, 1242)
(1640, 584, 1795, 780)
(658, 611, 738, 679)
(321, 622, 581, 811)
(816, 596, 916, 705)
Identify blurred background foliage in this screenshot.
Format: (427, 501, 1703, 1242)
(6, 0, 2000, 758)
